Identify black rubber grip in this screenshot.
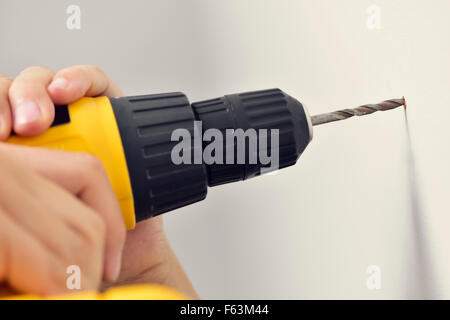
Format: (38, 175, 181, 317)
(110, 93, 208, 222)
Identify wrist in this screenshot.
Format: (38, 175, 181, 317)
(109, 223, 199, 299)
(123, 242, 199, 299)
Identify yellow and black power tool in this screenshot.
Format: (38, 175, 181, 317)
(8, 89, 313, 229)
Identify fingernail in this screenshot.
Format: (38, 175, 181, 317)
(14, 100, 41, 126)
(48, 77, 68, 91)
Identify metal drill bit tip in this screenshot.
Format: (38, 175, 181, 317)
(311, 97, 406, 126)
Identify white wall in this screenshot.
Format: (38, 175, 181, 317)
(1, 0, 449, 299)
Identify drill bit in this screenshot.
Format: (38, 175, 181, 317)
(311, 97, 406, 126)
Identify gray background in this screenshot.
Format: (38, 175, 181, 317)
(1, 0, 449, 299)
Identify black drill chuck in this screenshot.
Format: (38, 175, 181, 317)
(110, 89, 312, 222)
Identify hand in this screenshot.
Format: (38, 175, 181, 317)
(0, 66, 198, 298)
(0, 66, 123, 138)
(0, 145, 125, 296)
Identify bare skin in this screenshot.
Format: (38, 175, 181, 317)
(0, 66, 198, 299)
(0, 146, 123, 295)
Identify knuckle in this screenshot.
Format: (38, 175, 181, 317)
(76, 152, 106, 177)
(8, 87, 25, 103)
(59, 65, 85, 77)
(90, 213, 106, 236)
(83, 65, 104, 75)
(57, 65, 105, 86)
(84, 214, 106, 246)
(8, 82, 26, 97)
(9, 80, 43, 101)
(21, 65, 52, 75)
(74, 212, 106, 251)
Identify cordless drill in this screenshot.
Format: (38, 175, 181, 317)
(7, 88, 404, 229)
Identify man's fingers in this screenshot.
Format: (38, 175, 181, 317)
(7, 65, 122, 137)
(0, 144, 126, 282)
(8, 66, 56, 136)
(0, 212, 69, 296)
(0, 76, 13, 140)
(47, 65, 123, 105)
